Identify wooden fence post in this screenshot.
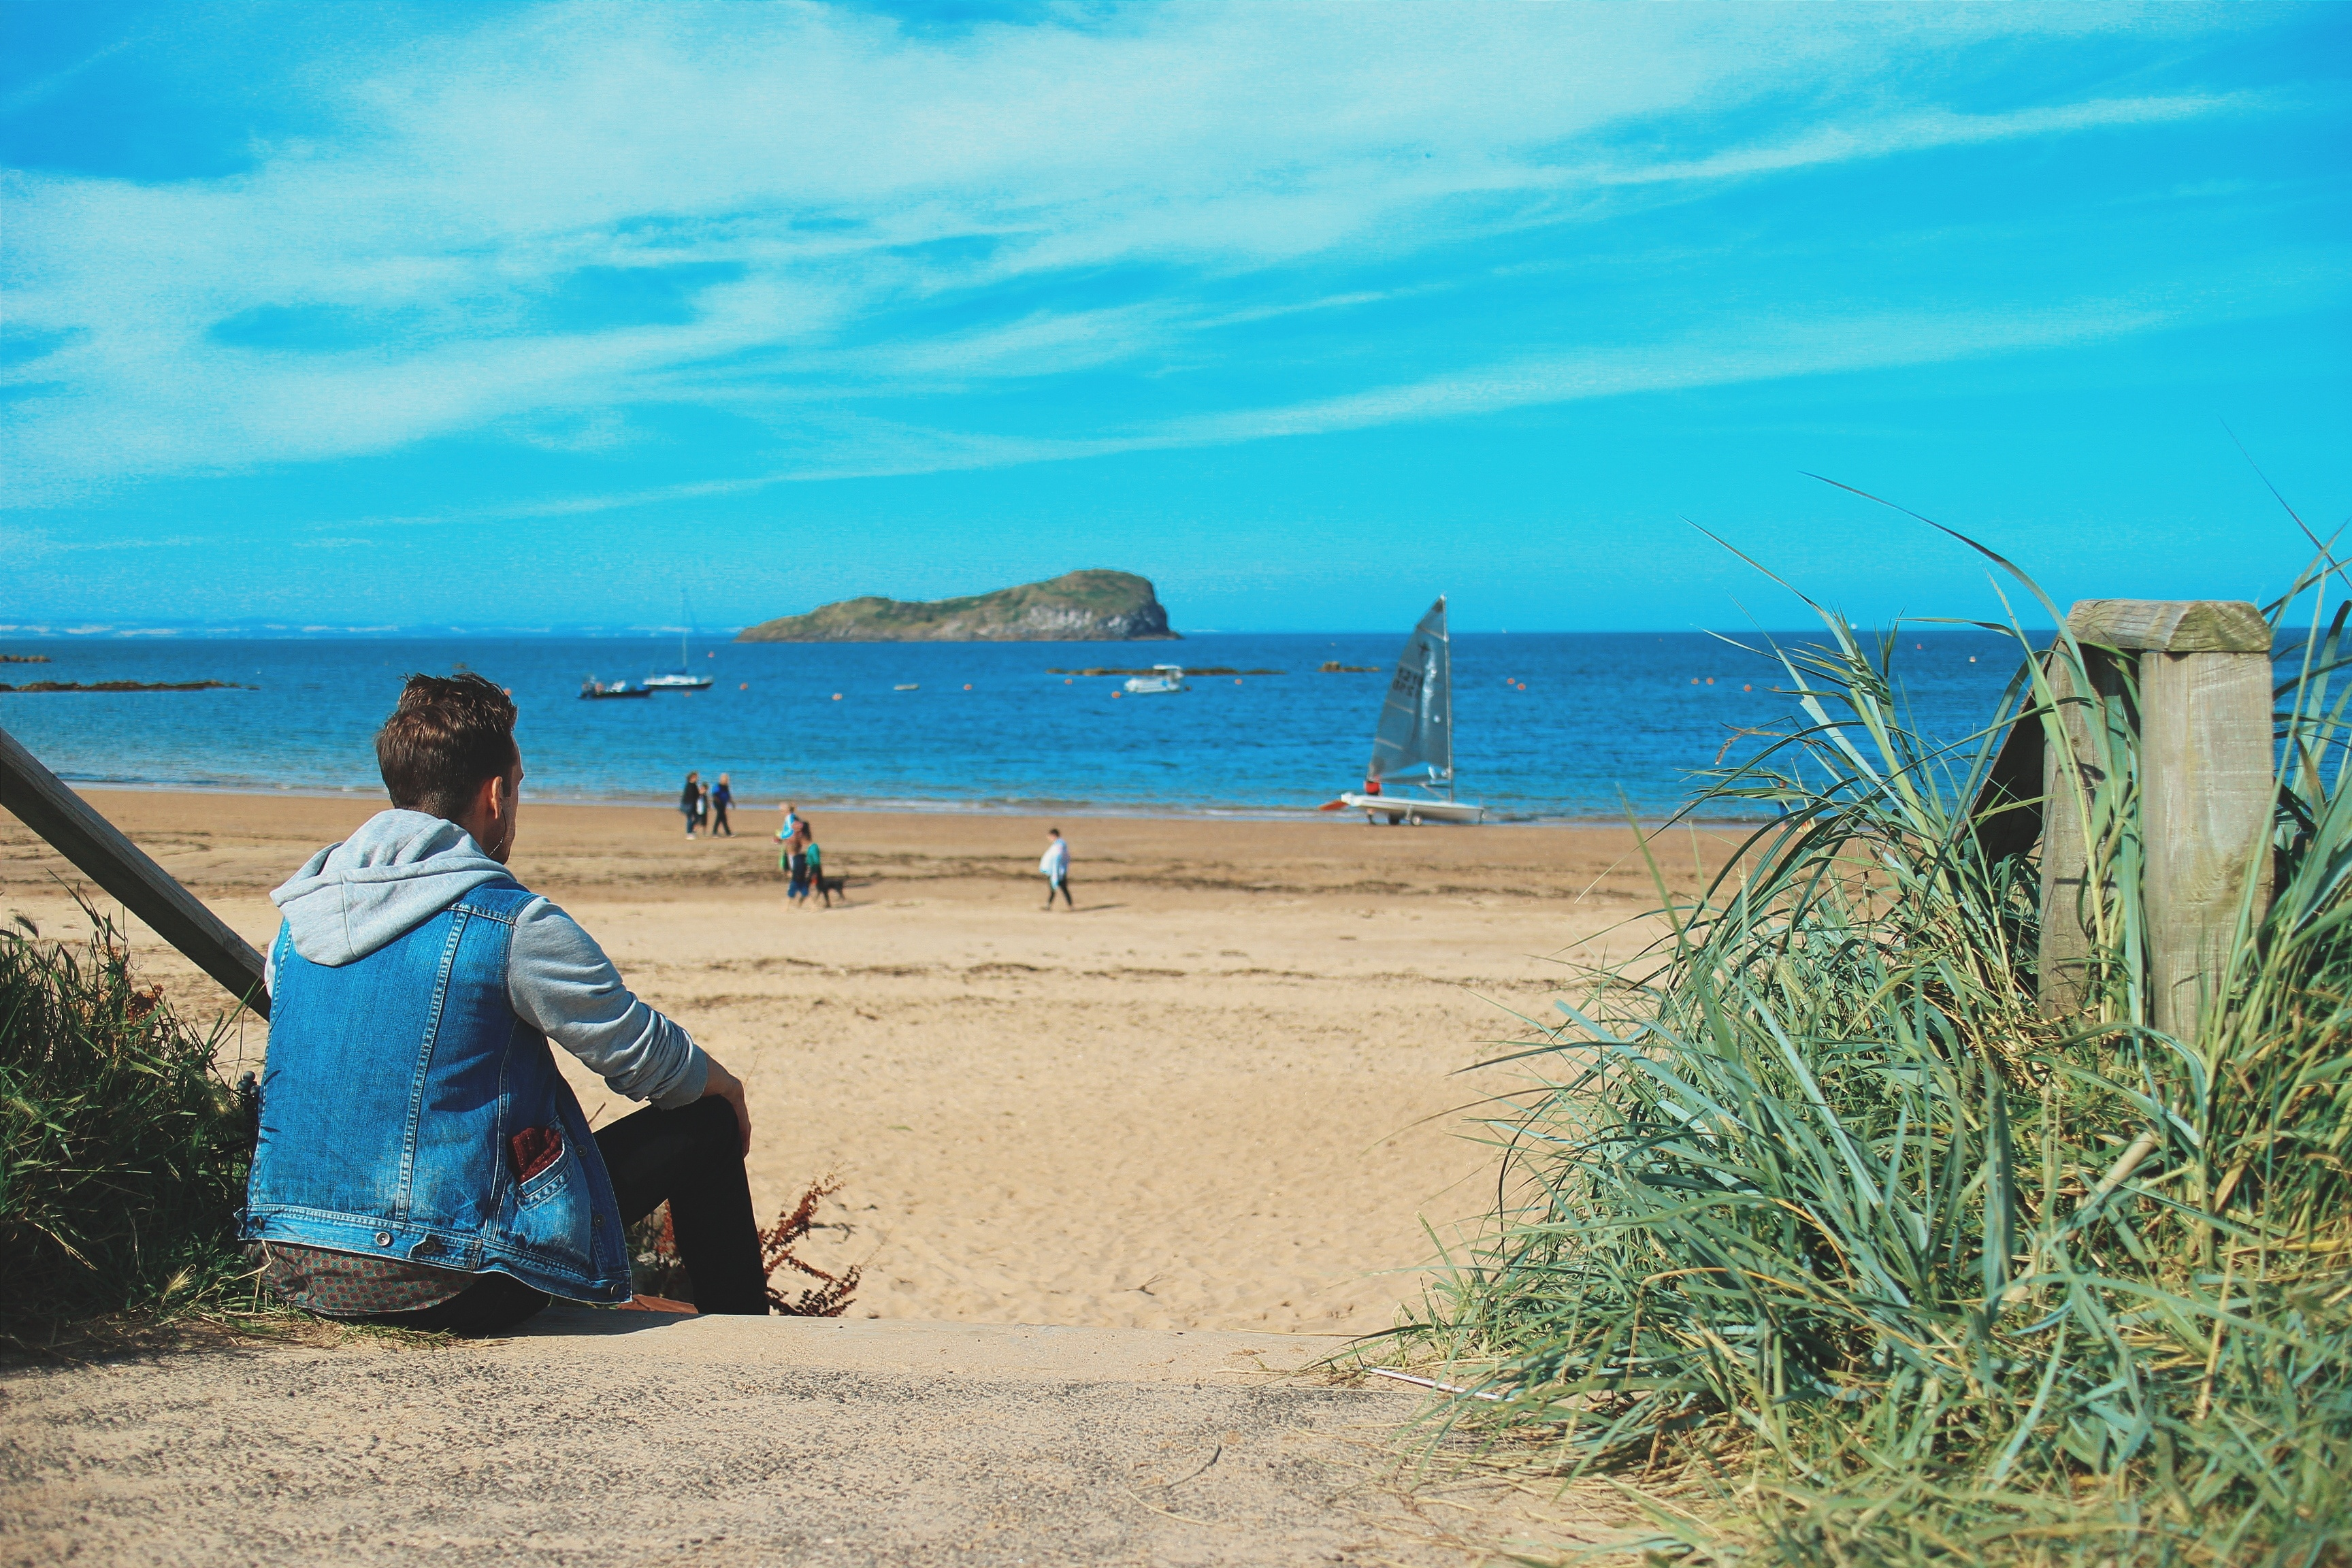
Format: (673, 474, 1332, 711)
(0, 723, 269, 1017)
(2057, 600, 2274, 1038)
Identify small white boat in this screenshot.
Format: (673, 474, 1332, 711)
(1329, 596, 1486, 825)
(1122, 664, 1187, 695)
(645, 596, 715, 690)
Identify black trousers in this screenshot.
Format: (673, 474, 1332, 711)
(363, 1097, 766, 1336)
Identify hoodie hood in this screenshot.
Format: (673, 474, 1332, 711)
(272, 809, 515, 966)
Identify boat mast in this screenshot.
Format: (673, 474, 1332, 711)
(1437, 594, 1454, 800)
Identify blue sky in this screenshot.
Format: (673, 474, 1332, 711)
(3, 1, 2346, 634)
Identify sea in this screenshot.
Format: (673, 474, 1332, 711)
(0, 630, 2028, 822)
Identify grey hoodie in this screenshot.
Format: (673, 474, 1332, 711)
(268, 810, 708, 1111)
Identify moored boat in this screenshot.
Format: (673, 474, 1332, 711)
(644, 596, 715, 689)
(1121, 664, 1187, 695)
(580, 676, 652, 700)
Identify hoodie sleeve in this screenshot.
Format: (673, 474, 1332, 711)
(505, 898, 710, 1111)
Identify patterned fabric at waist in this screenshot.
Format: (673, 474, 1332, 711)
(244, 1241, 475, 1317)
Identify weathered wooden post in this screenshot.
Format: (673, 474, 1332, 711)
(2038, 600, 2274, 1036)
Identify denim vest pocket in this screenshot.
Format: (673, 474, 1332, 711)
(514, 1139, 572, 1211)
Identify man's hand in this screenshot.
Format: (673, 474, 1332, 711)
(701, 1056, 752, 1157)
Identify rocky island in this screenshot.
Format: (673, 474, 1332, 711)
(736, 570, 1176, 642)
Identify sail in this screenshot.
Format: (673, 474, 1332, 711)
(1367, 596, 1452, 793)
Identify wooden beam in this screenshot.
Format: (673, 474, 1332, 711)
(2046, 600, 2274, 1038)
(2037, 645, 2132, 1018)
(2065, 599, 2272, 655)
(0, 723, 268, 1019)
(1968, 684, 2046, 868)
(2137, 647, 2274, 1039)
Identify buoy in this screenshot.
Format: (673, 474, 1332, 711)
(1064, 679, 1073, 685)
(1235, 678, 1243, 685)
(832, 693, 842, 701)
(1111, 691, 1122, 700)
(1705, 678, 1714, 685)
(1969, 656, 1977, 663)
(964, 683, 973, 690)
(1743, 684, 1752, 691)
(738, 682, 747, 691)
(1690, 678, 1700, 685)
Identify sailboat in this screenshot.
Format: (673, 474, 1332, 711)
(643, 597, 715, 691)
(1329, 596, 1485, 825)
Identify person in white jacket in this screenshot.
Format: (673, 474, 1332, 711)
(1039, 828, 1072, 910)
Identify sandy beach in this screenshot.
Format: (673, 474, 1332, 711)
(1, 791, 1735, 1337)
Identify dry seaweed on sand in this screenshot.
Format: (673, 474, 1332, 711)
(628, 1175, 864, 1317)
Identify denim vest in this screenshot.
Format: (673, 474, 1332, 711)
(242, 881, 630, 1301)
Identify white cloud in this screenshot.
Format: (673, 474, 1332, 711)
(287, 290, 2216, 528)
(0, 1, 2276, 503)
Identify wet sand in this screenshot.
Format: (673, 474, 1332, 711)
(0, 790, 1737, 1335)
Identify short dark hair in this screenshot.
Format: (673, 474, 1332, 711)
(376, 673, 519, 819)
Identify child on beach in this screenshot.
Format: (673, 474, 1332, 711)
(1040, 827, 1072, 910)
(802, 823, 830, 909)
(774, 804, 799, 894)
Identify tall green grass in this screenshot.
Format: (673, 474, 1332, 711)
(0, 911, 255, 1343)
(1403, 554, 2352, 1566)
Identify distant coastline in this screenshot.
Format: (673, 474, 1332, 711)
(0, 679, 247, 693)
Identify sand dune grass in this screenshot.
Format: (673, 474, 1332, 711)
(1399, 560, 2352, 1565)
(0, 909, 253, 1345)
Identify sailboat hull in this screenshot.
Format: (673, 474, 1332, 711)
(1337, 793, 1485, 825)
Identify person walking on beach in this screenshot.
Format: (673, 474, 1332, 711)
(774, 804, 799, 892)
(679, 770, 702, 838)
(1040, 827, 1072, 910)
(710, 774, 735, 837)
(244, 673, 767, 1335)
(785, 822, 812, 905)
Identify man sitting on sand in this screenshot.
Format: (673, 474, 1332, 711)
(242, 674, 768, 1335)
